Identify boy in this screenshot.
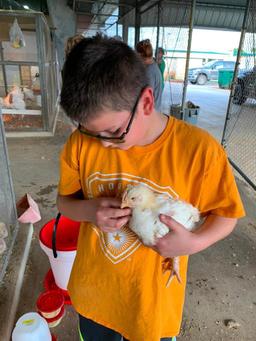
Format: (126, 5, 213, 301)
(58, 34, 244, 341)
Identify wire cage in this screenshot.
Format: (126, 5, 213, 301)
(0, 10, 60, 134)
(222, 0, 256, 190)
(0, 109, 18, 282)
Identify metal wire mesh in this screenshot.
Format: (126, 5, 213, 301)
(223, 0, 256, 188)
(139, 1, 192, 115)
(0, 111, 18, 281)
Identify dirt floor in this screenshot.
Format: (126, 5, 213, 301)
(2, 115, 256, 340)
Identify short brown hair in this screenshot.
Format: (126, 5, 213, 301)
(61, 34, 148, 124)
(136, 39, 153, 58)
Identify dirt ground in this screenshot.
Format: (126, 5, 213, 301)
(3, 116, 256, 340)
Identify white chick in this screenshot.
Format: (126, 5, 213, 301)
(121, 184, 200, 287)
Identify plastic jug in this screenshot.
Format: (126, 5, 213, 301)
(12, 312, 51, 341)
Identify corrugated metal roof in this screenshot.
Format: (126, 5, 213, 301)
(122, 0, 247, 31)
(71, 0, 252, 32)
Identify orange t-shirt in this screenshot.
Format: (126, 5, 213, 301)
(58, 117, 245, 341)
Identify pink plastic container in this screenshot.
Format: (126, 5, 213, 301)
(17, 194, 41, 224)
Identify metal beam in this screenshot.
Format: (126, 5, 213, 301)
(35, 15, 49, 131)
(74, 0, 134, 8)
(155, 1, 161, 56)
(140, 0, 163, 15)
(89, 22, 113, 26)
(135, 0, 141, 45)
(0, 42, 8, 94)
(76, 12, 120, 16)
(0, 61, 38, 66)
(181, 0, 196, 119)
(228, 158, 256, 191)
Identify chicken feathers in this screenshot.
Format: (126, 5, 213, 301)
(121, 184, 200, 287)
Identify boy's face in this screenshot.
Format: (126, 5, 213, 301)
(79, 88, 154, 150)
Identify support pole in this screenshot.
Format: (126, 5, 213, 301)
(221, 0, 251, 146)
(36, 14, 49, 131)
(123, 21, 129, 43)
(181, 0, 196, 119)
(135, 0, 141, 46)
(155, 2, 161, 57)
(0, 42, 8, 95)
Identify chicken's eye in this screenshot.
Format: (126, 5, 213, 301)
(131, 197, 135, 201)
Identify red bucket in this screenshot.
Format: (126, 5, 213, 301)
(39, 215, 80, 252)
(39, 214, 80, 290)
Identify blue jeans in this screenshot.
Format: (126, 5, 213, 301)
(79, 314, 176, 341)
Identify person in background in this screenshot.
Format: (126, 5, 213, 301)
(156, 47, 166, 89)
(136, 39, 163, 112)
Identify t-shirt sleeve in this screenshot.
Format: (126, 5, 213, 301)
(198, 145, 245, 218)
(58, 132, 82, 196)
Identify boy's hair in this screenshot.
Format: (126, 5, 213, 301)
(135, 39, 153, 59)
(61, 34, 148, 124)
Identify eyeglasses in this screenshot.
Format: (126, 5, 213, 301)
(78, 87, 145, 143)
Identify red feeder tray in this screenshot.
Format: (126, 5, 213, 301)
(44, 269, 72, 305)
(37, 290, 64, 319)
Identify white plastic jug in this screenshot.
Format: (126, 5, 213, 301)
(12, 312, 51, 341)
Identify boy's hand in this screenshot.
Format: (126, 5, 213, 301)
(152, 214, 198, 257)
(86, 197, 131, 233)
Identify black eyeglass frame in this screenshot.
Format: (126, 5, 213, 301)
(78, 87, 146, 143)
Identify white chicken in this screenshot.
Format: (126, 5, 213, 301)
(0, 85, 26, 110)
(121, 184, 200, 287)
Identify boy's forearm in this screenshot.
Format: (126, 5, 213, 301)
(57, 194, 90, 221)
(194, 214, 238, 253)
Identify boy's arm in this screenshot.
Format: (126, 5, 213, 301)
(57, 192, 131, 233)
(153, 214, 238, 257)
(57, 191, 91, 222)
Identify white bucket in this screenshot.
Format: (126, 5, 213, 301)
(39, 241, 76, 290)
(12, 312, 51, 341)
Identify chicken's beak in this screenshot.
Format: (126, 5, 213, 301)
(121, 200, 128, 209)
(121, 190, 128, 209)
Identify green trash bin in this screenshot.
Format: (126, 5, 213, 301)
(218, 69, 234, 89)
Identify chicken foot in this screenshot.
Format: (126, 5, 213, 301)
(162, 257, 181, 287)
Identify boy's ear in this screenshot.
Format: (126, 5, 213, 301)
(140, 87, 154, 116)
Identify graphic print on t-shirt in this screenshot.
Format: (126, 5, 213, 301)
(86, 172, 178, 264)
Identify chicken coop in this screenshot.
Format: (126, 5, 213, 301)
(0, 109, 18, 282)
(0, 10, 60, 135)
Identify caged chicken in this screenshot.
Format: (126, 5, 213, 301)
(0, 85, 26, 110)
(121, 184, 200, 287)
